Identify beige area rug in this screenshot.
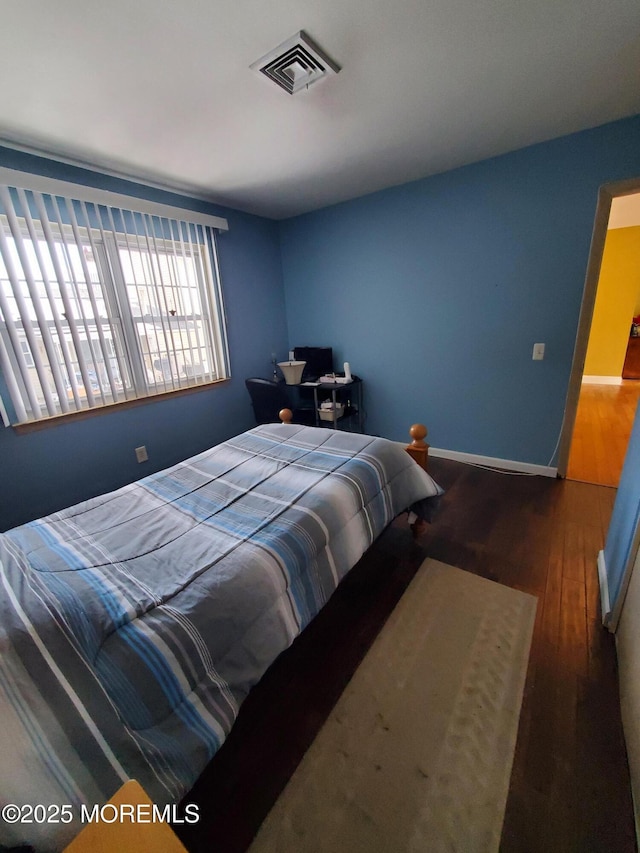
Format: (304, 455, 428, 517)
(248, 559, 537, 853)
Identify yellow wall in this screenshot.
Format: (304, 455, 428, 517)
(584, 226, 640, 377)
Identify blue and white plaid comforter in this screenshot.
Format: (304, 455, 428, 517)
(0, 423, 442, 850)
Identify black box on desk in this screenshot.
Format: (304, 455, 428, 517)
(293, 347, 333, 381)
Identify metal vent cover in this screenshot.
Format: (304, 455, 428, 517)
(251, 31, 340, 95)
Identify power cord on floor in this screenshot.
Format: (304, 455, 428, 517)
(545, 426, 563, 468)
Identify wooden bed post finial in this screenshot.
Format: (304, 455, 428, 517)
(406, 423, 429, 471)
(279, 408, 293, 424)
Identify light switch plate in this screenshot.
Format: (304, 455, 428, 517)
(532, 343, 545, 361)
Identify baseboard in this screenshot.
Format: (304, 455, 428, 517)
(597, 549, 612, 629)
(582, 375, 623, 385)
(428, 446, 558, 478)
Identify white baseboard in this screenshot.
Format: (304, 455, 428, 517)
(428, 446, 558, 478)
(597, 549, 612, 629)
(582, 375, 623, 385)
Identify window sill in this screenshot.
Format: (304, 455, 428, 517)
(13, 378, 230, 435)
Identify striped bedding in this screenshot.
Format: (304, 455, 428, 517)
(0, 423, 442, 850)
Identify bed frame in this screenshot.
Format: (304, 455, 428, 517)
(278, 408, 430, 471)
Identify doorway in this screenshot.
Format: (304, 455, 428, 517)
(558, 182, 640, 485)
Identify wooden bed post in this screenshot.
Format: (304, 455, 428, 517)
(406, 423, 429, 471)
(406, 423, 430, 539)
(279, 408, 293, 424)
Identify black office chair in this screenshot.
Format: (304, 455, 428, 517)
(245, 378, 316, 425)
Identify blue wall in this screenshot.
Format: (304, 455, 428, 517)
(279, 115, 640, 462)
(0, 148, 288, 531)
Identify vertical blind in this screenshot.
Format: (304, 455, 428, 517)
(0, 173, 229, 424)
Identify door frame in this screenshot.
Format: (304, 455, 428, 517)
(556, 177, 640, 477)
(609, 528, 640, 632)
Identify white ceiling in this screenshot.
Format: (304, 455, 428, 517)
(0, 0, 639, 220)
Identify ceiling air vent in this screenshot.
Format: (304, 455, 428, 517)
(250, 31, 340, 95)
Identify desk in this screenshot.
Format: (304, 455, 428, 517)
(307, 377, 363, 431)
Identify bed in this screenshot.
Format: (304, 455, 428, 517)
(0, 421, 442, 851)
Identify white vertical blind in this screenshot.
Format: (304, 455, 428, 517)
(0, 176, 229, 424)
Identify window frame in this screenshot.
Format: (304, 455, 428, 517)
(0, 168, 230, 428)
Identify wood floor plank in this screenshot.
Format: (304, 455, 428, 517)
(563, 521, 586, 583)
(538, 522, 564, 653)
(559, 576, 589, 677)
(584, 523, 605, 622)
(598, 487, 616, 536)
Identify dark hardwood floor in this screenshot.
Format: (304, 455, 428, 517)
(175, 457, 637, 853)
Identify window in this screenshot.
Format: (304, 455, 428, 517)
(0, 170, 229, 424)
